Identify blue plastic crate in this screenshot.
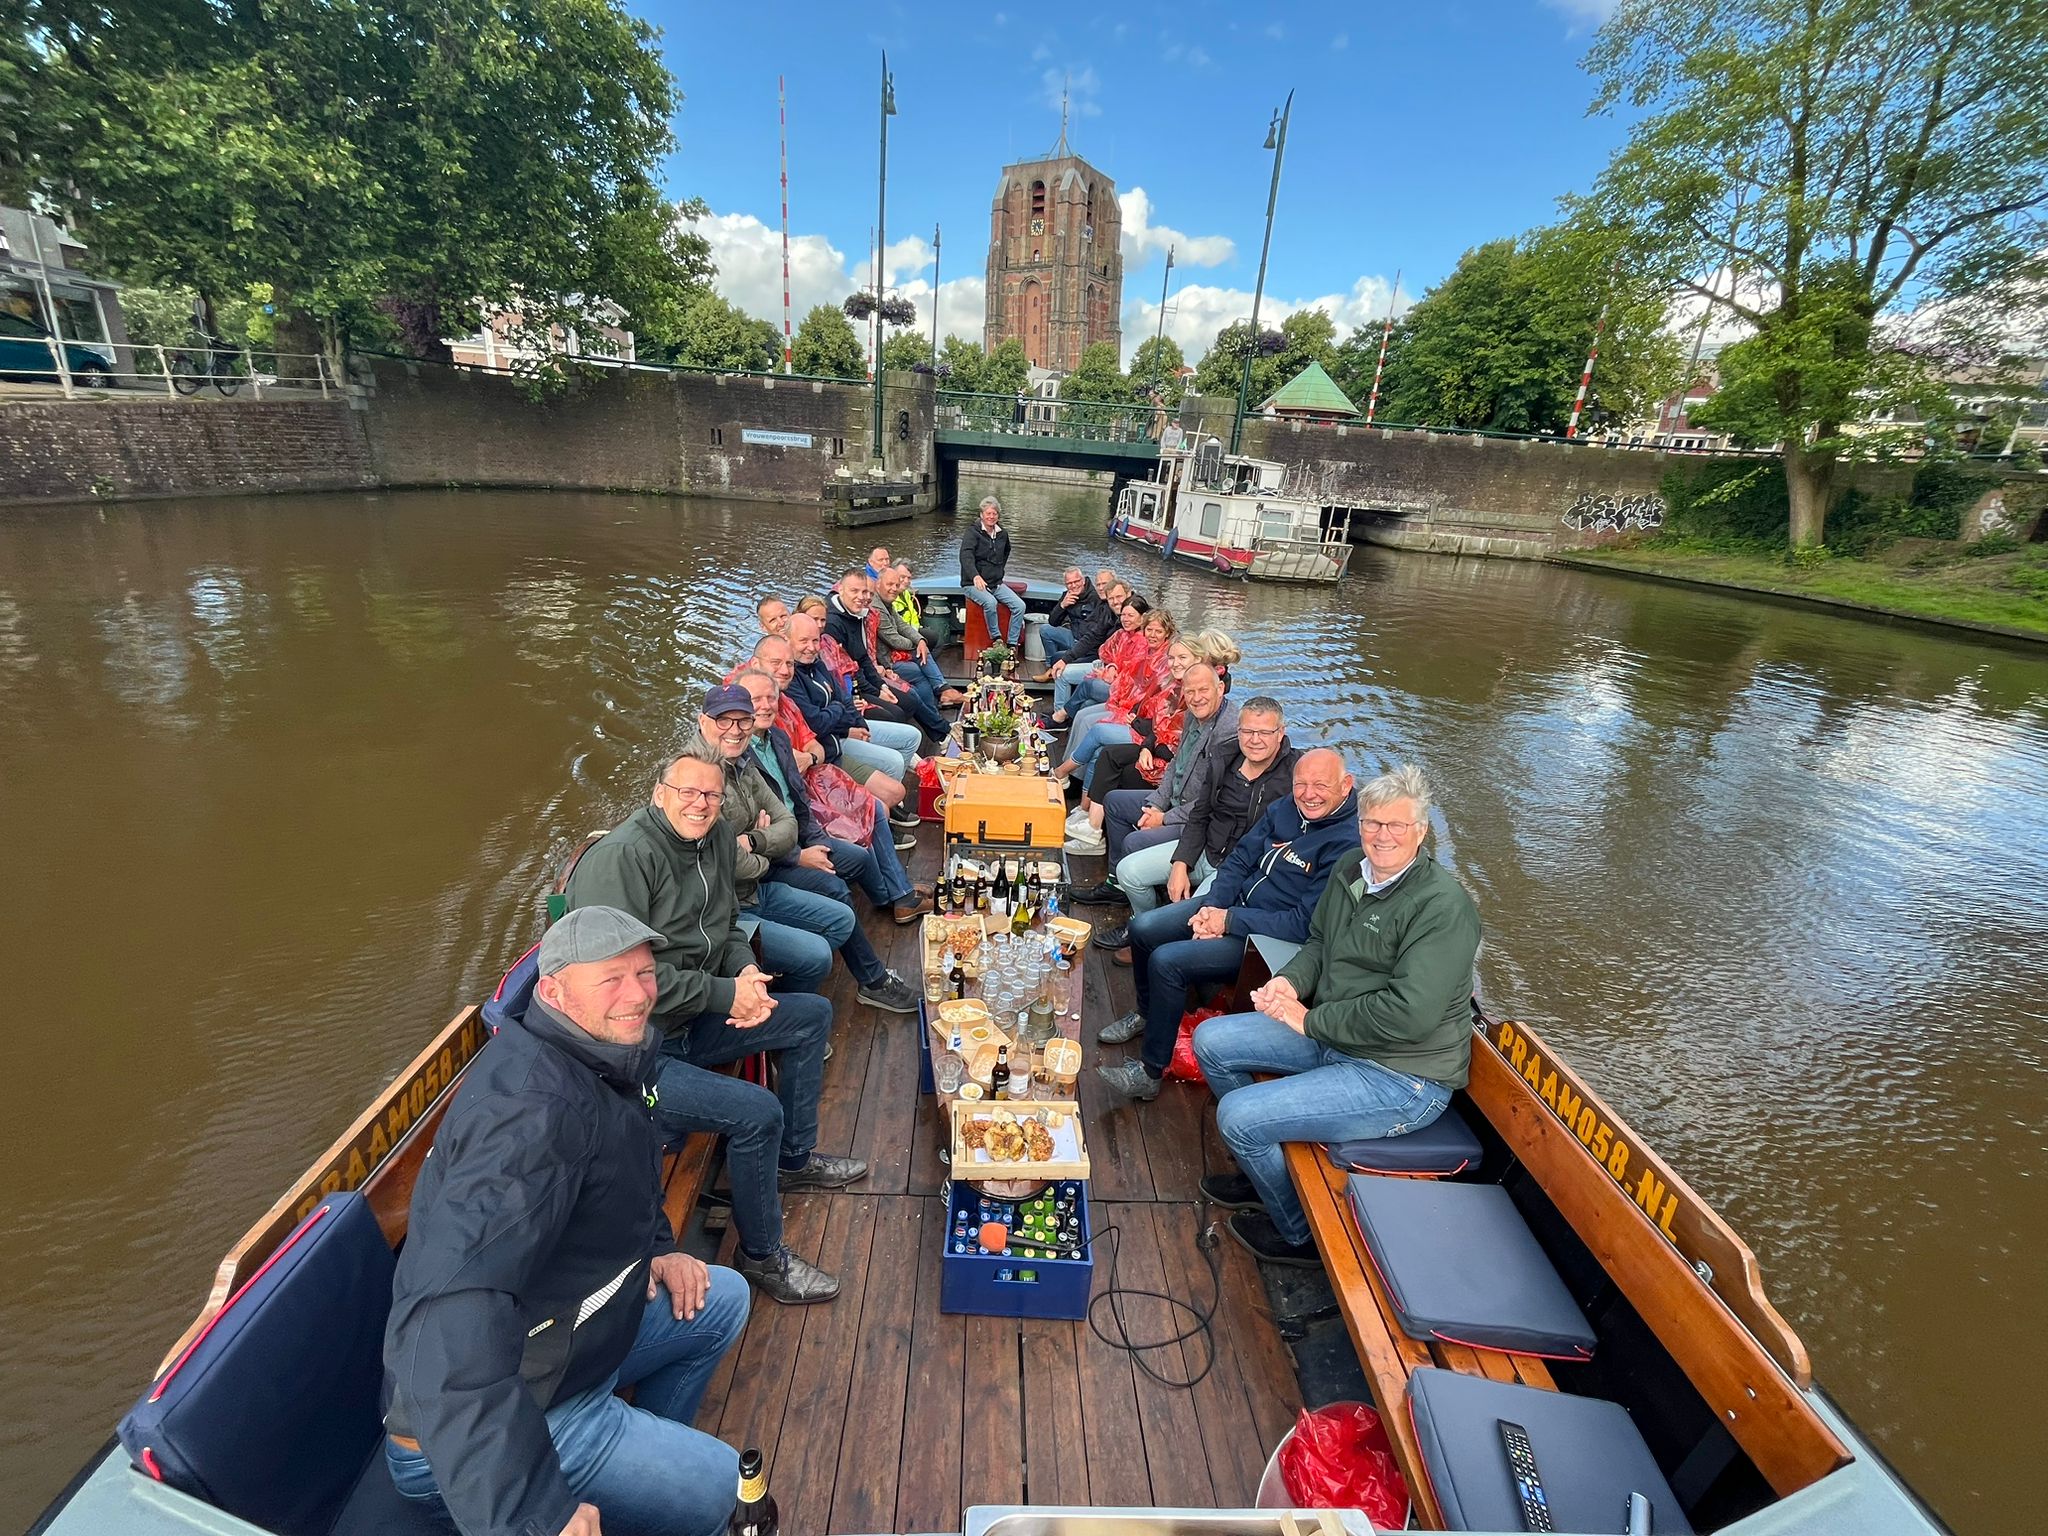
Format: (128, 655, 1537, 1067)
(939, 1179, 1093, 1320)
(916, 996, 935, 1095)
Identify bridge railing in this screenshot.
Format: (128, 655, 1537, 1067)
(936, 390, 1163, 445)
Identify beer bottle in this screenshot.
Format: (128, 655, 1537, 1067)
(948, 958, 966, 1000)
(990, 1045, 1011, 1102)
(729, 1447, 778, 1536)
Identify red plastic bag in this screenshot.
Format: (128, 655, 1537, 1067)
(1163, 1005, 1224, 1082)
(803, 762, 874, 846)
(1277, 1402, 1410, 1528)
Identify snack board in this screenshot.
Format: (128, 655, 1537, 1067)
(947, 1099, 1090, 1180)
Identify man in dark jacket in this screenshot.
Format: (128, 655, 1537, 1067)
(825, 566, 943, 736)
(382, 906, 749, 1536)
(785, 612, 922, 783)
(1096, 749, 1362, 1100)
(959, 496, 1025, 646)
(1033, 565, 1103, 674)
(1193, 764, 1481, 1265)
(564, 744, 858, 1305)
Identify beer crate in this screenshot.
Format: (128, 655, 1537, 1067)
(939, 1178, 1094, 1321)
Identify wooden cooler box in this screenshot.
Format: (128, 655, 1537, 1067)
(943, 773, 1064, 849)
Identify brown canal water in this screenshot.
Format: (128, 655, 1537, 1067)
(1, 483, 2044, 1531)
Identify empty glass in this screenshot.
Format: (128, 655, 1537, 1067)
(935, 1052, 965, 1094)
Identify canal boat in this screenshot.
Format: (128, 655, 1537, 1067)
(31, 846, 1950, 1536)
(1110, 434, 1354, 584)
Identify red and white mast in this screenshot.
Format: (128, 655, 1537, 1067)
(779, 76, 793, 374)
(1566, 267, 1618, 440)
(1364, 267, 1399, 426)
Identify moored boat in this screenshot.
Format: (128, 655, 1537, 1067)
(1111, 434, 1353, 584)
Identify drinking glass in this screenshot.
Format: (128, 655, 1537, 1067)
(924, 968, 946, 1005)
(935, 1053, 964, 1094)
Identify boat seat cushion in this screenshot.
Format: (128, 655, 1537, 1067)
(117, 1190, 395, 1536)
(1348, 1175, 1597, 1359)
(1408, 1367, 1692, 1533)
(1325, 1104, 1482, 1176)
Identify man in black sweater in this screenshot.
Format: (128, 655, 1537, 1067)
(1034, 565, 1105, 676)
(959, 496, 1025, 646)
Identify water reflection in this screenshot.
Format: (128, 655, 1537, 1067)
(0, 485, 2042, 1531)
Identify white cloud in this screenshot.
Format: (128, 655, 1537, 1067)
(1162, 40, 1213, 69)
(1041, 64, 1102, 118)
(1542, 0, 1616, 31)
(1118, 187, 1235, 268)
(1120, 274, 1414, 367)
(1030, 41, 1052, 63)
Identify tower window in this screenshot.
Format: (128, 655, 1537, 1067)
(1030, 180, 1046, 217)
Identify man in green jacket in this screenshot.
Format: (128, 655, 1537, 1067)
(1192, 764, 1481, 1267)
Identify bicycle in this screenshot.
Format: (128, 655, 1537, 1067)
(170, 334, 246, 397)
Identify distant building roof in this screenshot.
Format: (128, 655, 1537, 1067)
(1259, 360, 1358, 419)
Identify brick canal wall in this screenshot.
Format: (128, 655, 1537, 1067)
(0, 396, 374, 504)
(0, 359, 936, 510)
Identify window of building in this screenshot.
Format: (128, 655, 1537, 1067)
(1200, 501, 1223, 538)
(830, 436, 846, 457)
(1030, 180, 1046, 217)
(711, 426, 723, 445)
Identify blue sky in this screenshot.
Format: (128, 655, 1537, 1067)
(635, 0, 1626, 364)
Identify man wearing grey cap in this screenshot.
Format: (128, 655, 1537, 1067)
(565, 743, 857, 1306)
(383, 906, 749, 1536)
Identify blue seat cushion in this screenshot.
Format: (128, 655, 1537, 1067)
(1348, 1175, 1597, 1359)
(1325, 1104, 1481, 1176)
(118, 1190, 395, 1536)
(1407, 1367, 1692, 1533)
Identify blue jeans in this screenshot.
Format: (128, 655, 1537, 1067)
(388, 1272, 750, 1536)
(1194, 1011, 1452, 1245)
(966, 580, 1025, 645)
(891, 656, 951, 722)
(1120, 843, 1213, 917)
(1128, 897, 1247, 1077)
(1102, 788, 1155, 864)
(877, 674, 945, 736)
(1039, 624, 1076, 667)
(837, 733, 906, 781)
(664, 990, 832, 1177)
(1053, 669, 1110, 718)
(1071, 719, 1136, 780)
(650, 1051, 787, 1257)
(764, 858, 892, 986)
(748, 878, 876, 988)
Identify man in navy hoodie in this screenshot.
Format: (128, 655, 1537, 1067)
(1096, 748, 1360, 1100)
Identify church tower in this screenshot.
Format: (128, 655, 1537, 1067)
(984, 104, 1123, 372)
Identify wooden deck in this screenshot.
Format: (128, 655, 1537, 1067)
(691, 830, 1305, 1533)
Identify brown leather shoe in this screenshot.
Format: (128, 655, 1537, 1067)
(893, 889, 936, 923)
(1031, 669, 1058, 683)
(1111, 945, 1132, 967)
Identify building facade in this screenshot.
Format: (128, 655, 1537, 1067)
(984, 140, 1122, 372)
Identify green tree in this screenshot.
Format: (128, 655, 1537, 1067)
(937, 334, 986, 392)
(5, 0, 711, 370)
(1583, 0, 2048, 545)
(1129, 334, 1187, 404)
(982, 337, 1030, 397)
(879, 331, 934, 373)
(791, 304, 867, 379)
(1190, 309, 1339, 405)
(643, 289, 779, 372)
(1059, 340, 1132, 404)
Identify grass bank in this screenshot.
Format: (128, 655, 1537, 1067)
(1560, 538, 2048, 640)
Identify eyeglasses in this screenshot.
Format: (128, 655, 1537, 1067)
(660, 783, 725, 805)
(1361, 818, 1420, 836)
(1238, 725, 1282, 739)
(708, 717, 753, 735)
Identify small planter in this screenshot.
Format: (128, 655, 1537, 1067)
(983, 734, 1021, 766)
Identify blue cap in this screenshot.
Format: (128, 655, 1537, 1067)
(702, 682, 756, 718)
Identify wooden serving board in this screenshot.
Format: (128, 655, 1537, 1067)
(948, 1099, 1091, 1181)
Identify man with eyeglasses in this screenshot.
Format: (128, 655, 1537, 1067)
(1032, 566, 1104, 678)
(692, 685, 920, 1015)
(1193, 764, 1481, 1266)
(564, 743, 854, 1305)
(1096, 749, 1360, 1104)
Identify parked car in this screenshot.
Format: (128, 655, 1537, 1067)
(0, 308, 113, 385)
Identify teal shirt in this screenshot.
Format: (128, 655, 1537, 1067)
(750, 737, 792, 805)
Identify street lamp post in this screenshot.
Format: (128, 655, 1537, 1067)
(930, 222, 941, 362)
(1151, 243, 1174, 391)
(1231, 90, 1292, 455)
(871, 53, 897, 464)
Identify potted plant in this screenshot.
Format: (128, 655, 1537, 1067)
(971, 697, 1021, 764)
(977, 640, 1014, 679)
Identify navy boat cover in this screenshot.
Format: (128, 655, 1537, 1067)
(1347, 1174, 1598, 1359)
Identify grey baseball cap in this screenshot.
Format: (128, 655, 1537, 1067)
(537, 906, 665, 976)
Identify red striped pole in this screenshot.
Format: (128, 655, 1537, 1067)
(779, 76, 793, 374)
(1365, 267, 1399, 425)
(1565, 270, 1617, 440)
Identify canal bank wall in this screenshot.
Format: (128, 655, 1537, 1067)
(0, 358, 937, 511)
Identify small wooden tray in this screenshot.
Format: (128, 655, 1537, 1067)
(948, 1099, 1090, 1180)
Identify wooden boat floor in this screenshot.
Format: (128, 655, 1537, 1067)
(692, 832, 1303, 1533)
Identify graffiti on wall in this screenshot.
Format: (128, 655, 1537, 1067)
(1562, 491, 1665, 532)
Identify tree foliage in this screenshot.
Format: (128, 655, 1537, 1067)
(1192, 310, 1338, 404)
(879, 331, 934, 373)
(936, 334, 986, 391)
(3, 0, 712, 366)
(791, 303, 867, 379)
(1583, 0, 2048, 544)
(982, 337, 1030, 397)
(642, 289, 780, 372)
(1129, 335, 1187, 404)
(1371, 228, 1679, 432)
(1059, 340, 1132, 404)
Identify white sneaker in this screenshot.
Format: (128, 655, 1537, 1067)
(1065, 825, 1106, 854)
(1065, 807, 1093, 835)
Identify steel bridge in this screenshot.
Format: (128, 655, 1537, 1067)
(931, 390, 1160, 508)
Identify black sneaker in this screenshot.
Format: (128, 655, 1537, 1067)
(889, 804, 921, 829)
(1225, 1210, 1321, 1268)
(1070, 880, 1127, 908)
(1092, 922, 1130, 951)
(1199, 1172, 1261, 1211)
(857, 971, 920, 1014)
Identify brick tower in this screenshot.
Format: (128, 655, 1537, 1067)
(984, 115, 1123, 371)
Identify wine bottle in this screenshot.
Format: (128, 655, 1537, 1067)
(729, 1447, 778, 1536)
